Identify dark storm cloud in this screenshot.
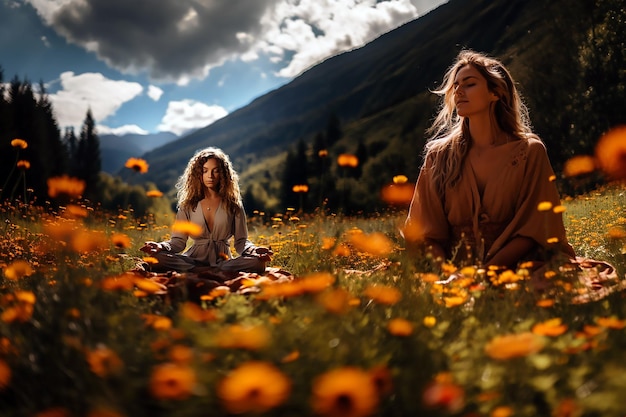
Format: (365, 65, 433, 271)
(50, 0, 281, 81)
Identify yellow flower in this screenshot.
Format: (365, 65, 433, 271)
(124, 157, 149, 173)
(387, 318, 414, 336)
(3, 260, 34, 280)
(484, 332, 545, 360)
(217, 361, 291, 414)
(363, 284, 401, 305)
(337, 153, 359, 168)
(423, 316, 437, 328)
(171, 220, 202, 237)
(85, 345, 123, 378)
(311, 367, 379, 417)
(149, 362, 196, 400)
(393, 175, 408, 184)
(595, 125, 626, 180)
(11, 138, 28, 149)
(0, 359, 11, 390)
(532, 318, 568, 337)
(47, 175, 85, 199)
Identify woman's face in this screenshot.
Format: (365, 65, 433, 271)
(453, 64, 498, 118)
(202, 158, 220, 192)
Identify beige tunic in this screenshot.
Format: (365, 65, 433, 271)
(157, 201, 260, 272)
(407, 137, 575, 264)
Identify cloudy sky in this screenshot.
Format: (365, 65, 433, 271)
(1, 0, 446, 137)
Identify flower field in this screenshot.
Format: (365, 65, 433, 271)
(1, 180, 625, 417)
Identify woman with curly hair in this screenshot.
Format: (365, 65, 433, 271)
(405, 50, 576, 271)
(141, 147, 271, 275)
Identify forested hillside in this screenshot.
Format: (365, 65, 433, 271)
(130, 0, 624, 214)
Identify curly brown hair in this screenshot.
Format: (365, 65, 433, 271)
(175, 147, 242, 213)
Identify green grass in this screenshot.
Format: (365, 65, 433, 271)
(0, 184, 625, 417)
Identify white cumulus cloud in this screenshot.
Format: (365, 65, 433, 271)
(47, 71, 143, 129)
(96, 124, 149, 136)
(147, 85, 164, 101)
(157, 100, 228, 136)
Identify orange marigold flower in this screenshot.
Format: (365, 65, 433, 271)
(133, 277, 167, 295)
(142, 314, 172, 331)
(14, 290, 36, 304)
(333, 243, 351, 257)
(1, 303, 34, 323)
(47, 175, 85, 199)
(595, 125, 626, 180)
(85, 345, 124, 378)
(4, 260, 34, 280)
(536, 299, 555, 308)
(369, 365, 393, 398)
(101, 273, 135, 291)
(444, 294, 468, 308)
(595, 316, 626, 329)
(215, 324, 270, 350)
(348, 231, 393, 257)
(0, 359, 11, 390)
(72, 229, 108, 253)
(217, 361, 291, 414)
(537, 201, 553, 212)
(316, 288, 352, 315)
(337, 153, 359, 168)
(484, 332, 545, 360)
(552, 398, 581, 417)
(318, 149, 329, 157)
(169, 345, 194, 365)
(563, 155, 596, 178)
(363, 284, 401, 306)
(281, 350, 300, 363)
(125, 157, 149, 173)
(297, 272, 336, 293)
(607, 226, 626, 239)
(422, 374, 465, 413)
(16, 160, 30, 169)
(179, 302, 218, 322)
(423, 316, 437, 327)
(311, 367, 379, 417)
(149, 362, 196, 401)
(380, 183, 414, 205)
(532, 318, 568, 337)
(491, 406, 514, 417)
(146, 189, 163, 198)
(110, 233, 131, 249)
(65, 204, 88, 218)
(11, 138, 28, 149)
(171, 220, 202, 237)
(387, 318, 414, 336)
(292, 184, 309, 193)
(321, 237, 336, 250)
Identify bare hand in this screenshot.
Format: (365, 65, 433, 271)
(247, 246, 273, 262)
(140, 241, 163, 254)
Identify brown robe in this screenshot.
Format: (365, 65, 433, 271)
(407, 137, 575, 265)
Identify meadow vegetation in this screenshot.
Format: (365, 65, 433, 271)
(1, 141, 626, 416)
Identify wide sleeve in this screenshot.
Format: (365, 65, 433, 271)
(160, 208, 190, 253)
(232, 204, 255, 256)
(405, 155, 450, 245)
(489, 139, 575, 258)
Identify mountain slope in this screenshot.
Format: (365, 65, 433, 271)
(132, 0, 595, 212)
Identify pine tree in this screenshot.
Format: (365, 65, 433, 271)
(75, 109, 101, 201)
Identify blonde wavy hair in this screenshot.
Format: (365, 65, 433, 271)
(175, 147, 242, 213)
(425, 50, 536, 195)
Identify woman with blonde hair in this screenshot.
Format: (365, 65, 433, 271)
(141, 147, 271, 275)
(405, 50, 576, 270)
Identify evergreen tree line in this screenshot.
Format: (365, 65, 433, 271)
(0, 71, 168, 216)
